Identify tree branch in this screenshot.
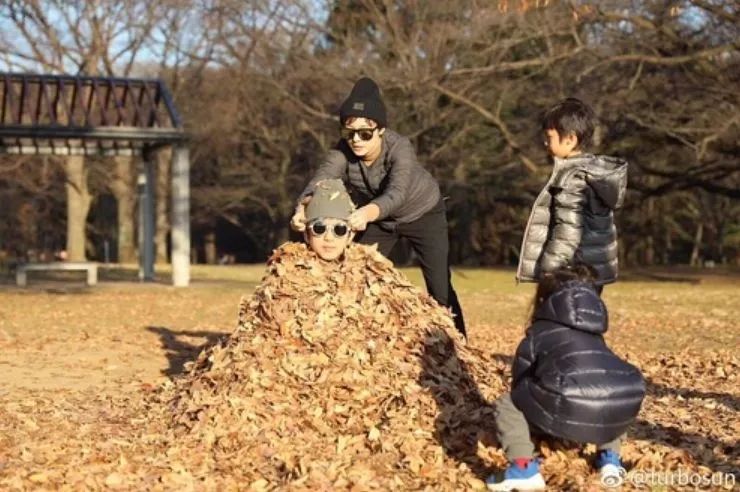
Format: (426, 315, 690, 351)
(431, 82, 538, 173)
(580, 46, 734, 78)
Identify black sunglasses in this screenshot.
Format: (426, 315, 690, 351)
(340, 127, 377, 141)
(309, 221, 349, 237)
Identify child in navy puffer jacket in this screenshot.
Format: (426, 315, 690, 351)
(487, 264, 645, 491)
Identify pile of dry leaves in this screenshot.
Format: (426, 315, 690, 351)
(158, 242, 506, 489)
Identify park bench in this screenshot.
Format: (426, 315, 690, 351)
(16, 262, 98, 287)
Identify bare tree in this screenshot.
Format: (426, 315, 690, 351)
(155, 147, 172, 263)
(110, 156, 136, 262)
(0, 155, 66, 259)
(2, 0, 737, 266)
(0, 0, 170, 261)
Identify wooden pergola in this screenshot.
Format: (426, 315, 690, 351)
(0, 72, 190, 286)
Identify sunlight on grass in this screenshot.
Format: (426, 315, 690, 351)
(191, 264, 269, 284)
(190, 263, 527, 293)
(184, 262, 739, 353)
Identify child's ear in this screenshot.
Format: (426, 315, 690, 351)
(565, 132, 579, 149)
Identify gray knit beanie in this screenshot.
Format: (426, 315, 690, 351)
(305, 179, 355, 222)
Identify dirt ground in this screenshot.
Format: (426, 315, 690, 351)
(0, 265, 738, 490)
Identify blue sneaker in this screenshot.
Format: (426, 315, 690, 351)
(595, 450, 625, 487)
(486, 459, 546, 491)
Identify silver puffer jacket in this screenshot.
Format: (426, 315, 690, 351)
(516, 154, 628, 285)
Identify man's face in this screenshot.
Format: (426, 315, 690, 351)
(305, 218, 354, 261)
(342, 117, 385, 159)
(544, 128, 579, 159)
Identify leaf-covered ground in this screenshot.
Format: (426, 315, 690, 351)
(0, 252, 737, 491)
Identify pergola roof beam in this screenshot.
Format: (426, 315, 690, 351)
(0, 72, 186, 146)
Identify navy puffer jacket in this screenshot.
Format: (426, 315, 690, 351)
(510, 281, 645, 444)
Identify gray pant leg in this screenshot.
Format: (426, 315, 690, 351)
(597, 433, 624, 453)
(494, 393, 535, 461)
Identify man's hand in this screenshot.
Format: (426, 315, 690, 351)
(290, 197, 311, 232)
(348, 209, 368, 231)
(348, 204, 380, 231)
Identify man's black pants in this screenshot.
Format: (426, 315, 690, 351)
(356, 200, 466, 337)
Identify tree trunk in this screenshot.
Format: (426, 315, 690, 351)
(65, 155, 91, 262)
(663, 229, 672, 264)
(274, 222, 290, 247)
(18, 203, 38, 255)
(690, 223, 703, 266)
(156, 147, 172, 263)
(645, 235, 654, 265)
(645, 198, 655, 265)
(204, 231, 217, 264)
(110, 155, 136, 263)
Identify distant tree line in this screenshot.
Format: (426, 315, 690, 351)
(0, 0, 737, 267)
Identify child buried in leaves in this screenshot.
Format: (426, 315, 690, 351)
(163, 179, 492, 489)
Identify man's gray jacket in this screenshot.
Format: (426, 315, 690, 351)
(300, 129, 441, 229)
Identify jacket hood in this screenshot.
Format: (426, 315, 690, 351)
(585, 155, 628, 209)
(555, 154, 628, 209)
(534, 281, 608, 334)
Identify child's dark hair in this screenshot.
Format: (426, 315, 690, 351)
(542, 98, 596, 149)
(529, 263, 598, 324)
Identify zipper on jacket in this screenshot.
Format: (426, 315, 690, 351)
(516, 157, 569, 281)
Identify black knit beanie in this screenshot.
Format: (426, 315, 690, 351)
(338, 77, 387, 128)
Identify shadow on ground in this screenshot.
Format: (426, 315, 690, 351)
(146, 326, 230, 377)
(419, 328, 499, 480)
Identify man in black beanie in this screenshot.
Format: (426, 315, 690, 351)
(292, 77, 466, 337)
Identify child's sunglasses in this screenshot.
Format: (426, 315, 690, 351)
(340, 127, 377, 142)
(309, 221, 349, 237)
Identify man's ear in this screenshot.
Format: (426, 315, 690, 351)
(378, 128, 385, 137)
